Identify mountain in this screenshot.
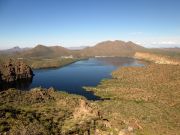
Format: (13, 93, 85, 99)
(68, 46, 89, 50)
(0, 46, 30, 54)
(6, 46, 21, 52)
(80, 40, 145, 57)
(2, 41, 180, 59)
(10, 41, 145, 58)
(17, 45, 71, 58)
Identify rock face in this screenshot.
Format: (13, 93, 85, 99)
(0, 59, 33, 83)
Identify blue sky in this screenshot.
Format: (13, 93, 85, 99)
(0, 0, 180, 49)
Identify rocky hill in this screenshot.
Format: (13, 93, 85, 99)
(80, 40, 145, 57)
(0, 46, 30, 55)
(17, 45, 71, 58)
(0, 59, 33, 83)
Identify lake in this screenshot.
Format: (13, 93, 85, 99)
(1, 57, 144, 100)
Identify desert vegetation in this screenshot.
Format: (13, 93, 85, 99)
(0, 55, 79, 70)
(0, 87, 100, 134)
(1, 63, 180, 135)
(85, 64, 180, 135)
(23, 58, 78, 69)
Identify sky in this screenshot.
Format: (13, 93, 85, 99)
(0, 0, 180, 49)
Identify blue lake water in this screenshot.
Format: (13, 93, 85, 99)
(1, 57, 144, 100)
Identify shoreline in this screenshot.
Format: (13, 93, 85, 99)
(84, 63, 180, 134)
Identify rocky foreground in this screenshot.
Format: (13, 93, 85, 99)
(0, 87, 101, 134)
(0, 59, 33, 83)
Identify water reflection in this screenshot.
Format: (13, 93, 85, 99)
(0, 78, 33, 91)
(97, 57, 143, 67)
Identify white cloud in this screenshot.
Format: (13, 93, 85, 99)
(133, 36, 180, 48)
(151, 41, 177, 45)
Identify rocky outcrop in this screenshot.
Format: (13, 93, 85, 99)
(134, 52, 180, 65)
(73, 99, 98, 120)
(0, 59, 34, 83)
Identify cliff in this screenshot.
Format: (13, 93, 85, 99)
(0, 59, 33, 83)
(134, 52, 180, 65)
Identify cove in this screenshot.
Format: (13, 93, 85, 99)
(0, 58, 144, 100)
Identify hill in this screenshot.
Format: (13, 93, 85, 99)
(0, 46, 30, 55)
(17, 45, 71, 58)
(80, 40, 145, 57)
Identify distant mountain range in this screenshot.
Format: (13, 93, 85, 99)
(0, 46, 30, 54)
(16, 40, 145, 58)
(1, 40, 179, 58)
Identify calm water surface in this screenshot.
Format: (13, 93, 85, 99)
(1, 58, 144, 100)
